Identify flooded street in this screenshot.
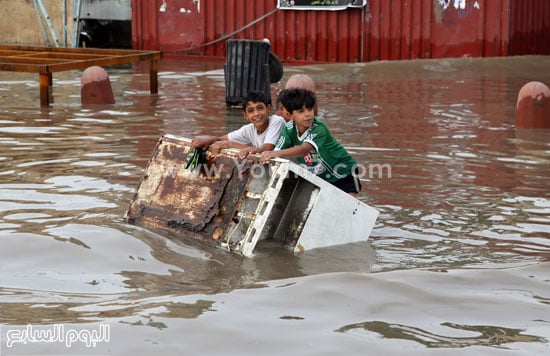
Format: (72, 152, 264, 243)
(0, 56, 549, 355)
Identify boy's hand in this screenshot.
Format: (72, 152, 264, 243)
(260, 151, 277, 164)
(191, 136, 214, 150)
(238, 147, 260, 160)
(209, 140, 226, 155)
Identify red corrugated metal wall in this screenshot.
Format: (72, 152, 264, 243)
(428, 0, 510, 59)
(509, 0, 550, 55)
(131, 0, 158, 51)
(132, 0, 550, 63)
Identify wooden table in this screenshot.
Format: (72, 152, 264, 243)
(0, 45, 162, 107)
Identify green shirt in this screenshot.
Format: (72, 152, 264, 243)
(275, 118, 357, 183)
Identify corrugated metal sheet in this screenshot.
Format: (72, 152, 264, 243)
(131, 0, 159, 51)
(509, 0, 550, 55)
(131, 0, 550, 63)
(428, 0, 508, 59)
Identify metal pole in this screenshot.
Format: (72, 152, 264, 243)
(72, 0, 82, 48)
(33, 0, 50, 46)
(35, 0, 61, 47)
(63, 0, 67, 47)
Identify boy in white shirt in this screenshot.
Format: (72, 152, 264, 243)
(192, 91, 285, 159)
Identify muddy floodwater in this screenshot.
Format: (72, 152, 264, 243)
(0, 56, 549, 355)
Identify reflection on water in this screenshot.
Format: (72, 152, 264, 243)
(337, 321, 546, 349)
(0, 57, 549, 354)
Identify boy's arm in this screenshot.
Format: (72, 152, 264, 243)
(259, 142, 313, 163)
(191, 134, 229, 150)
(209, 139, 249, 155)
(220, 142, 277, 159)
(237, 142, 275, 155)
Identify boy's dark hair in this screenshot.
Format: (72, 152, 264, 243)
(275, 89, 288, 108)
(242, 91, 271, 111)
(281, 88, 316, 114)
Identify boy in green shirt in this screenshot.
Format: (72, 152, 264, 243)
(260, 88, 361, 194)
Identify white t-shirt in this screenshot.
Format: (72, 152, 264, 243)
(227, 115, 285, 147)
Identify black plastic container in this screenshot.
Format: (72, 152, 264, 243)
(224, 39, 272, 108)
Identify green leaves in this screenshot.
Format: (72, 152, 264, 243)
(184, 148, 206, 170)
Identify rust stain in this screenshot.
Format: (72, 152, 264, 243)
(212, 227, 223, 240)
(126, 135, 257, 248)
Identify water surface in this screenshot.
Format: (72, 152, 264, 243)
(0, 56, 549, 355)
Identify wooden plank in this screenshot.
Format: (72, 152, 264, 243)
(39, 73, 49, 107)
(7, 52, 109, 60)
(150, 57, 158, 94)
(0, 62, 44, 72)
(0, 57, 72, 64)
(0, 44, 157, 56)
(0, 53, 160, 73)
(0, 44, 162, 107)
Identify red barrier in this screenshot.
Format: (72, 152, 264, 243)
(516, 81, 550, 128)
(81, 66, 115, 105)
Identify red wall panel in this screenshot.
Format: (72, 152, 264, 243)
(509, 0, 550, 55)
(131, 0, 550, 63)
(131, 0, 159, 51)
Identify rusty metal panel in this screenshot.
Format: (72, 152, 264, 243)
(126, 134, 257, 249)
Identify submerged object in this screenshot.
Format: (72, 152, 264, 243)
(126, 134, 379, 257)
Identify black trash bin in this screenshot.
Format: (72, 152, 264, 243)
(224, 39, 272, 108)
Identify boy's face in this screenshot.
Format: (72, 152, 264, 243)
(243, 101, 270, 131)
(290, 105, 314, 133)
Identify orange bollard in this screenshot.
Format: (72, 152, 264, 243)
(285, 74, 316, 92)
(515, 81, 550, 128)
(81, 66, 115, 105)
